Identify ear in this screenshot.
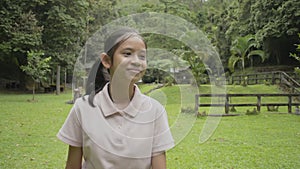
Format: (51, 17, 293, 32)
(100, 53, 111, 69)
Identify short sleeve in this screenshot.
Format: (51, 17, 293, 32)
(57, 103, 83, 147)
(152, 108, 175, 154)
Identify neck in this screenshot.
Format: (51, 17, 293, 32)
(109, 80, 135, 109)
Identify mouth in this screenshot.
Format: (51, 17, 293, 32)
(127, 68, 142, 74)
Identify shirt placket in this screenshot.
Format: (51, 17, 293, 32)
(115, 112, 125, 144)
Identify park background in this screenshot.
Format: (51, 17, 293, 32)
(1, 0, 300, 168)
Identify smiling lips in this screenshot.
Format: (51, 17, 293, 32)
(127, 68, 143, 73)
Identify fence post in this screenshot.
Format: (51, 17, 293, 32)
(225, 95, 229, 114)
(257, 95, 261, 112)
(288, 95, 292, 113)
(255, 74, 258, 84)
(280, 72, 282, 84)
(247, 75, 249, 85)
(195, 94, 199, 115)
(265, 74, 268, 82)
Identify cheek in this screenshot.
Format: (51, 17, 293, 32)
(112, 56, 126, 68)
(142, 61, 147, 69)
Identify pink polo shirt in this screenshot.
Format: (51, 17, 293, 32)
(57, 83, 174, 169)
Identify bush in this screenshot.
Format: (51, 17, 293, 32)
(240, 76, 248, 87)
(245, 108, 260, 115)
(163, 76, 175, 86)
(264, 80, 271, 86)
(181, 107, 195, 114)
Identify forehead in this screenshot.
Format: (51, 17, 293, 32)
(118, 36, 146, 51)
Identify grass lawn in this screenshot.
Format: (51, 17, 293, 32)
(1, 84, 300, 168)
(0, 91, 72, 168)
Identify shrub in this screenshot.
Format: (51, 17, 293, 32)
(240, 76, 248, 87)
(163, 76, 175, 86)
(181, 107, 195, 114)
(245, 108, 260, 115)
(264, 80, 271, 86)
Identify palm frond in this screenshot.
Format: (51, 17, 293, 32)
(248, 50, 267, 62)
(228, 55, 240, 72)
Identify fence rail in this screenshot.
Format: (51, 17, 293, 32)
(227, 71, 300, 86)
(224, 71, 300, 95)
(195, 93, 300, 114)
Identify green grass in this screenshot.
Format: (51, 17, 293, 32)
(0, 92, 72, 168)
(168, 114, 300, 169)
(1, 85, 300, 168)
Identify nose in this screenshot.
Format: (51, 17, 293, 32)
(131, 54, 141, 66)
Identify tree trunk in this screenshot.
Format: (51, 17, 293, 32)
(32, 81, 35, 101)
(64, 68, 67, 93)
(56, 65, 61, 95)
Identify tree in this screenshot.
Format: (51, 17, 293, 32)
(20, 50, 51, 101)
(41, 1, 88, 95)
(290, 33, 300, 75)
(0, 0, 43, 88)
(251, 0, 300, 65)
(201, 0, 236, 66)
(228, 35, 266, 72)
(41, 0, 117, 95)
(207, 0, 299, 68)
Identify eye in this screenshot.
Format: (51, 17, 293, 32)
(123, 52, 132, 57)
(139, 51, 146, 60)
(139, 55, 146, 60)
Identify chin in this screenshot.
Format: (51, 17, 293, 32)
(127, 72, 144, 83)
(130, 76, 142, 84)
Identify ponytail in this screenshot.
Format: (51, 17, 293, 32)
(85, 57, 110, 107)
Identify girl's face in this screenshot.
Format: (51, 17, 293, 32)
(109, 36, 147, 83)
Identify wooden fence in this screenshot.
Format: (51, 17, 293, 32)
(195, 93, 300, 114)
(223, 71, 300, 95)
(227, 71, 300, 86)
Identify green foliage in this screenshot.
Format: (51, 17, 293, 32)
(240, 76, 248, 87)
(267, 105, 279, 112)
(163, 75, 175, 86)
(181, 107, 195, 114)
(245, 108, 260, 115)
(0, 0, 117, 90)
(1, 0, 300, 90)
(250, 0, 300, 64)
(20, 50, 51, 100)
(252, 0, 300, 42)
(42, 1, 88, 66)
(290, 33, 300, 75)
(206, 0, 299, 67)
(264, 80, 271, 86)
(228, 34, 266, 72)
(0, 0, 43, 84)
(0, 1, 43, 55)
(115, 1, 211, 85)
(20, 50, 51, 83)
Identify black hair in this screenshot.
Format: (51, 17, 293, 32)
(85, 27, 146, 107)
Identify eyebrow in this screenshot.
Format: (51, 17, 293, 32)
(122, 47, 146, 53)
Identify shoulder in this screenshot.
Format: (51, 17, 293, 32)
(135, 85, 165, 111)
(73, 95, 89, 106)
(73, 95, 97, 112)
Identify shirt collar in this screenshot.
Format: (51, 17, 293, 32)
(95, 83, 145, 117)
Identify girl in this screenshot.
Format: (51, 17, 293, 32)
(57, 28, 174, 169)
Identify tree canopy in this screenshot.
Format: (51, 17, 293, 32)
(0, 0, 299, 89)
